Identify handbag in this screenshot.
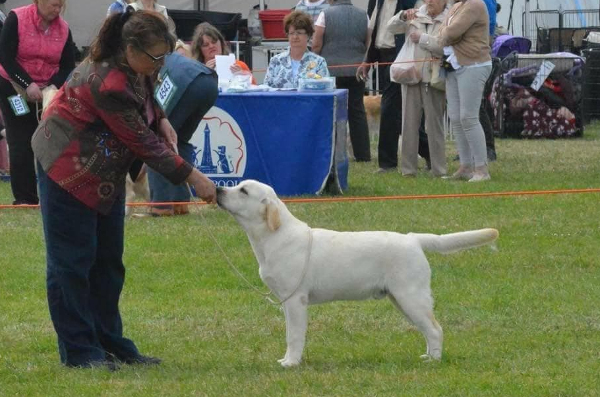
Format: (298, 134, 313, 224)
(440, 55, 455, 72)
(42, 85, 58, 111)
(430, 60, 446, 91)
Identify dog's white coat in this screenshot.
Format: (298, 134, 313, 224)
(217, 180, 499, 367)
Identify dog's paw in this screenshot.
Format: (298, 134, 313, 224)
(278, 357, 301, 367)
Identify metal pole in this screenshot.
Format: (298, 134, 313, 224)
(508, 0, 517, 34)
(558, 6, 563, 52)
(260, 0, 266, 11)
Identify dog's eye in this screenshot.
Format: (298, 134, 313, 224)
(240, 187, 248, 195)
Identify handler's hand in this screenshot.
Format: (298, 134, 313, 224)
(158, 117, 178, 153)
(187, 169, 217, 204)
(404, 9, 417, 20)
(26, 83, 43, 102)
(230, 63, 242, 74)
(356, 62, 370, 82)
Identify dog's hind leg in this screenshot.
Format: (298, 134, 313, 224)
(278, 295, 308, 367)
(388, 289, 443, 361)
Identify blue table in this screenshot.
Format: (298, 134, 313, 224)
(189, 89, 349, 196)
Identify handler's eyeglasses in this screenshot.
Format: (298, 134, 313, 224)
(138, 47, 171, 63)
(287, 30, 308, 37)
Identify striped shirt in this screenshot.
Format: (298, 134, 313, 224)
(295, 0, 330, 22)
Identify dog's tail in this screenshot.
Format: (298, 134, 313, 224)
(409, 228, 499, 254)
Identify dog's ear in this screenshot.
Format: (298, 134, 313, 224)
(263, 199, 281, 231)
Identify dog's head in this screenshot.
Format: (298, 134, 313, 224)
(217, 180, 282, 233)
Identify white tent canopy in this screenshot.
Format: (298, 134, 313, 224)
(1, 0, 366, 47)
(1, 0, 597, 48)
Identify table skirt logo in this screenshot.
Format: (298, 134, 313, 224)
(190, 106, 246, 179)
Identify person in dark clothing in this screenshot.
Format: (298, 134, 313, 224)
(359, 0, 430, 173)
(0, 0, 75, 205)
(146, 52, 218, 216)
(312, 0, 371, 162)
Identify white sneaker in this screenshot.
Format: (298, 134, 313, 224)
(468, 172, 491, 182)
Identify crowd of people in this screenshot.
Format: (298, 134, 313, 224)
(0, 0, 501, 370)
(278, 0, 498, 181)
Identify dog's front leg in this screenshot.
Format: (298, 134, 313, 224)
(278, 295, 308, 367)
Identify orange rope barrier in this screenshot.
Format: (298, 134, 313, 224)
(249, 58, 439, 74)
(2, 188, 600, 210)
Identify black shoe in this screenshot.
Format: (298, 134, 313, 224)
(67, 359, 120, 372)
(487, 148, 497, 162)
(452, 154, 460, 162)
(12, 200, 39, 205)
(121, 354, 162, 366)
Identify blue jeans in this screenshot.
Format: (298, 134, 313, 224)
(38, 165, 139, 366)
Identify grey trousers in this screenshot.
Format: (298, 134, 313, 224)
(446, 65, 492, 168)
(400, 83, 447, 176)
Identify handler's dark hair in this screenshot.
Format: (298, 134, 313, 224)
(283, 10, 314, 37)
(88, 7, 175, 62)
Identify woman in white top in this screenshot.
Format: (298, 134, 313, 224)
(294, 0, 330, 23)
(130, 0, 175, 35)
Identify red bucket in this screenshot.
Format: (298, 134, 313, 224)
(259, 9, 292, 39)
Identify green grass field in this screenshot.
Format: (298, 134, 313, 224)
(1, 125, 600, 396)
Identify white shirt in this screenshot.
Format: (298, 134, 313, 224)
(300, 0, 326, 6)
(130, 0, 169, 20)
(368, 0, 398, 49)
(443, 46, 492, 70)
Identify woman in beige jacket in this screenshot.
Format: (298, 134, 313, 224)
(438, 0, 492, 182)
(388, 0, 449, 177)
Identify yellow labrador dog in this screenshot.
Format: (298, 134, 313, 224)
(216, 180, 499, 367)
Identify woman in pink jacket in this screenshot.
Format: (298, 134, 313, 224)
(0, 0, 75, 205)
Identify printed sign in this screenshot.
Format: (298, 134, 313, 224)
(530, 60, 555, 91)
(190, 106, 247, 185)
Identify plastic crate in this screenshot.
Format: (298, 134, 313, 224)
(259, 10, 292, 39)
